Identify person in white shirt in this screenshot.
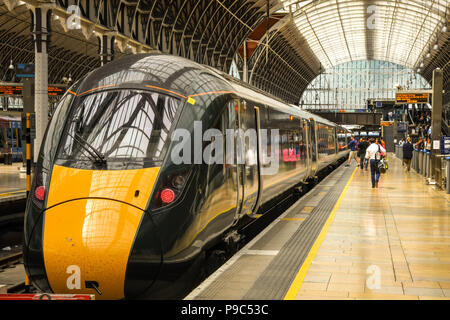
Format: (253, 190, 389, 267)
(365, 138, 386, 188)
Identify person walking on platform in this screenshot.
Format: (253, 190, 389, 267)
(365, 138, 386, 188)
(345, 136, 358, 167)
(357, 137, 369, 170)
(402, 137, 413, 172)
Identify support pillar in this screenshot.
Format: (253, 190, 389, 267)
(242, 40, 248, 83)
(431, 68, 443, 186)
(30, 5, 52, 161)
(97, 34, 115, 66)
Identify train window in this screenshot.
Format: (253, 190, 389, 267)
(279, 116, 307, 168)
(55, 90, 182, 170)
(39, 93, 75, 172)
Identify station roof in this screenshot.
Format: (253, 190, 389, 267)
(279, 0, 449, 70)
(0, 0, 449, 104)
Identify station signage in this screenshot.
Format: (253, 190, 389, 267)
(48, 86, 65, 96)
(0, 85, 65, 96)
(0, 85, 22, 95)
(395, 93, 429, 104)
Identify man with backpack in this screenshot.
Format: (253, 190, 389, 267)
(365, 138, 386, 188)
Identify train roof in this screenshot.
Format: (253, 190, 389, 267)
(73, 53, 344, 130)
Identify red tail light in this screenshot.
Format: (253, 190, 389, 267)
(34, 186, 45, 201)
(160, 188, 175, 204)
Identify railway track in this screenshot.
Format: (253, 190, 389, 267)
(0, 252, 22, 270)
(0, 252, 30, 294)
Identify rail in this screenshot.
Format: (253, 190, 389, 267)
(0, 252, 22, 270)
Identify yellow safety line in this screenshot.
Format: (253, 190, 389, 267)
(281, 217, 305, 221)
(0, 189, 26, 197)
(283, 167, 358, 300)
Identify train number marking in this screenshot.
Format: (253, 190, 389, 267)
(66, 265, 81, 290)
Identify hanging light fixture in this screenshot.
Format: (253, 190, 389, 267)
(8, 59, 14, 70)
(420, 60, 424, 68)
(426, 45, 431, 58)
(433, 37, 439, 50)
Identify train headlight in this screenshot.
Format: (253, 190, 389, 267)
(160, 188, 176, 204)
(31, 167, 47, 209)
(34, 186, 46, 201)
(151, 169, 191, 210)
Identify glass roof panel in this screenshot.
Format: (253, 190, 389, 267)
(279, 0, 449, 69)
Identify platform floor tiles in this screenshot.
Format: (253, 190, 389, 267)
(296, 155, 450, 300)
(0, 163, 25, 195)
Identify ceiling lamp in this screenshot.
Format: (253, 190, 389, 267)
(433, 38, 439, 50)
(426, 46, 431, 58)
(420, 60, 424, 68)
(8, 59, 14, 70)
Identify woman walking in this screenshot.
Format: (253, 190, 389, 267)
(402, 137, 414, 172)
(365, 138, 386, 188)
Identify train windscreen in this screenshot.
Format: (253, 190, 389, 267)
(55, 90, 182, 169)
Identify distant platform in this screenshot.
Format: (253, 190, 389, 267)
(0, 163, 26, 202)
(186, 155, 450, 300)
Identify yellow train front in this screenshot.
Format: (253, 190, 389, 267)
(24, 53, 349, 299)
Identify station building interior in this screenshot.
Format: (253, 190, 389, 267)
(0, 0, 449, 302)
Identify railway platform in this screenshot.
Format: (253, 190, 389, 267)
(186, 154, 450, 300)
(0, 163, 26, 227)
(0, 163, 26, 203)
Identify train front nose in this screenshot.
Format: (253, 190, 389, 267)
(42, 165, 161, 300)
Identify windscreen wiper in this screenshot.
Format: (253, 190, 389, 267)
(67, 131, 107, 166)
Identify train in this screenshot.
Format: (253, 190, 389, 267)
(23, 53, 351, 300)
(0, 116, 22, 163)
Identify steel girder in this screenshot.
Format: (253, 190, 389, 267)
(1, 0, 323, 104)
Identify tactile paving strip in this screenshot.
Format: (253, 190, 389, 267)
(242, 165, 354, 300)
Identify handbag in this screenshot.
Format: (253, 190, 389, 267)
(377, 145, 387, 173)
(378, 159, 387, 174)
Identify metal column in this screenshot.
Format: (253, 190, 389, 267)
(419, 151, 424, 175)
(98, 34, 116, 66)
(30, 5, 53, 161)
(431, 68, 443, 185)
(243, 41, 248, 83)
(446, 158, 450, 194)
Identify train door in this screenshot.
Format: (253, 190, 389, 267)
(303, 119, 311, 178)
(234, 99, 262, 219)
(309, 118, 318, 175)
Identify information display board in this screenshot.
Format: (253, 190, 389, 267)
(15, 63, 35, 78)
(48, 86, 65, 96)
(0, 85, 65, 96)
(0, 85, 22, 95)
(395, 93, 429, 104)
(441, 136, 450, 155)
